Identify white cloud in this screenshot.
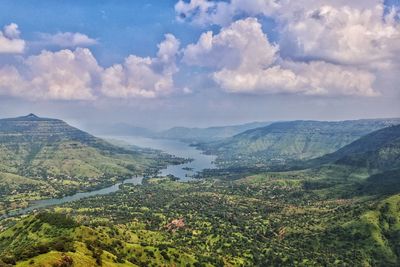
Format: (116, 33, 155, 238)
(0, 34, 181, 100)
(177, 1, 400, 67)
(0, 48, 100, 100)
(214, 61, 377, 96)
(100, 34, 180, 98)
(40, 32, 98, 47)
(183, 87, 193, 94)
(279, 4, 400, 67)
(3, 23, 21, 39)
(293, 61, 377, 96)
(184, 18, 278, 69)
(175, 0, 385, 26)
(0, 30, 181, 100)
(0, 23, 25, 54)
(184, 18, 378, 96)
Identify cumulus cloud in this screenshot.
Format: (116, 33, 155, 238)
(3, 23, 21, 39)
(0, 48, 100, 100)
(184, 18, 378, 96)
(214, 61, 377, 96)
(0, 23, 25, 53)
(175, 0, 385, 26)
(184, 18, 277, 69)
(100, 34, 180, 98)
(177, 1, 400, 97)
(183, 18, 278, 70)
(40, 32, 98, 47)
(279, 4, 400, 67)
(0, 34, 181, 100)
(175, 0, 400, 67)
(177, 0, 400, 67)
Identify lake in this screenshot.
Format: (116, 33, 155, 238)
(105, 136, 216, 181)
(3, 137, 216, 218)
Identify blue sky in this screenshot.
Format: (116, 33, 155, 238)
(0, 1, 199, 63)
(0, 0, 399, 129)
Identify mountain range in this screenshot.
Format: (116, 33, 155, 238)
(1, 114, 400, 266)
(198, 118, 400, 167)
(0, 114, 177, 214)
(86, 121, 272, 143)
(313, 124, 400, 171)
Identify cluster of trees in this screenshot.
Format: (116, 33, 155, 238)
(1, 170, 399, 266)
(58, 177, 399, 266)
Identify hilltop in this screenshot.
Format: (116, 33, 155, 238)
(155, 121, 272, 142)
(0, 114, 180, 215)
(198, 118, 400, 168)
(311, 124, 400, 171)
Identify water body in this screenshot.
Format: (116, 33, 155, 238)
(107, 136, 216, 181)
(4, 137, 215, 218)
(4, 177, 143, 218)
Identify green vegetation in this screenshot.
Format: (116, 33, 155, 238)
(311, 124, 400, 171)
(199, 119, 400, 168)
(0, 114, 185, 215)
(1, 170, 399, 266)
(155, 121, 271, 143)
(1, 118, 400, 266)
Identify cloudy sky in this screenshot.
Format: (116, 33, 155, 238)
(0, 0, 399, 129)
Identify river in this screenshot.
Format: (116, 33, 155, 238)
(4, 137, 216, 218)
(109, 136, 216, 181)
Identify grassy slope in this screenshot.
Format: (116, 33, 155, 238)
(156, 121, 272, 142)
(2, 167, 398, 266)
(311, 124, 400, 171)
(0, 115, 178, 215)
(200, 119, 400, 167)
(342, 194, 400, 266)
(1, 117, 400, 266)
(0, 211, 198, 267)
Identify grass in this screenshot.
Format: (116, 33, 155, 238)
(1, 165, 399, 266)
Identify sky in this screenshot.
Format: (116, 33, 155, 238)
(0, 0, 399, 129)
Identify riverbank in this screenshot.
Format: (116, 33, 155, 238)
(1, 137, 216, 220)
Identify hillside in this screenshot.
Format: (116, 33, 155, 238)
(155, 121, 272, 142)
(199, 119, 400, 168)
(1, 116, 400, 266)
(0, 114, 180, 215)
(311, 124, 400, 171)
(83, 121, 272, 143)
(83, 122, 154, 137)
(1, 177, 399, 266)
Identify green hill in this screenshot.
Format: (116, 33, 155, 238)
(199, 119, 400, 168)
(2, 178, 399, 266)
(156, 121, 272, 143)
(0, 114, 179, 215)
(312, 124, 400, 171)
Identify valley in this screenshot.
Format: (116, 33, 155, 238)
(2, 1, 400, 266)
(197, 119, 400, 169)
(0, 115, 399, 266)
(0, 115, 187, 216)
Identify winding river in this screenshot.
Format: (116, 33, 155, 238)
(5, 137, 216, 218)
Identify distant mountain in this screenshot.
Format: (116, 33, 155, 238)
(199, 119, 400, 167)
(0, 114, 174, 212)
(83, 122, 154, 137)
(84, 121, 273, 143)
(156, 121, 272, 142)
(1, 113, 105, 146)
(313, 124, 400, 171)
